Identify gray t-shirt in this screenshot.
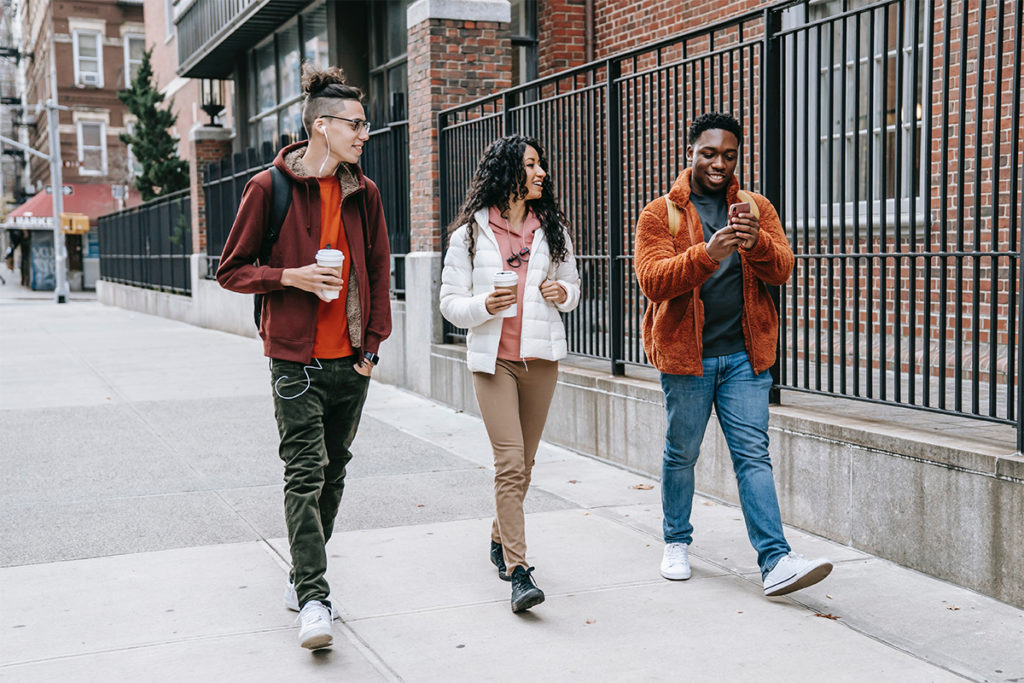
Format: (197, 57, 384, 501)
(689, 191, 746, 358)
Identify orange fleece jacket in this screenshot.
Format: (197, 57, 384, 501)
(633, 168, 794, 376)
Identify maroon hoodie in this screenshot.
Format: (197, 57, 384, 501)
(216, 141, 392, 363)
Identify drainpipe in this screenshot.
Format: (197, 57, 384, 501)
(585, 0, 594, 63)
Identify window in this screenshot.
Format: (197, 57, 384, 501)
(78, 121, 107, 175)
(510, 0, 538, 86)
(369, 0, 407, 124)
(246, 3, 328, 148)
(73, 30, 103, 87)
(124, 34, 145, 86)
(782, 0, 926, 227)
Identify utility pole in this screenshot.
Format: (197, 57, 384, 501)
(47, 26, 67, 303)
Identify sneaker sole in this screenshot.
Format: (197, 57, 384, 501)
(301, 632, 333, 650)
(497, 569, 512, 582)
(512, 590, 545, 613)
(660, 567, 692, 581)
(764, 562, 834, 596)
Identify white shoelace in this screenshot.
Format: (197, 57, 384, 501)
(665, 544, 688, 564)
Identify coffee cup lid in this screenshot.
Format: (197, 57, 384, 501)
(316, 248, 344, 259)
(493, 270, 518, 282)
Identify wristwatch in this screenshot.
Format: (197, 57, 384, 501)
(363, 352, 380, 365)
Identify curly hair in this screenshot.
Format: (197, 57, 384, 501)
(687, 112, 742, 146)
(448, 134, 569, 263)
(300, 63, 364, 137)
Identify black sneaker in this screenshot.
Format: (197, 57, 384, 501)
(510, 566, 545, 613)
(490, 540, 511, 581)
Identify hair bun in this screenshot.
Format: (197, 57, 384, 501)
(301, 64, 347, 95)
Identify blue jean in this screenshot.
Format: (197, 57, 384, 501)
(660, 351, 790, 576)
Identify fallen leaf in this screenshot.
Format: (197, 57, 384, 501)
(632, 483, 654, 490)
(826, 594, 833, 599)
(737, 611, 743, 614)
(568, 479, 579, 484)
(416, 504, 425, 508)
(702, 501, 713, 506)
(582, 512, 590, 516)
(585, 619, 595, 624)
(814, 613, 840, 620)
(947, 606, 960, 611)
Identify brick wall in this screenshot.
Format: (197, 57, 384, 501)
(188, 135, 233, 253)
(590, 0, 767, 61)
(407, 18, 511, 252)
(538, 0, 587, 73)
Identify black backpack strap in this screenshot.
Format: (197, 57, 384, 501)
(259, 166, 292, 264)
(254, 166, 293, 329)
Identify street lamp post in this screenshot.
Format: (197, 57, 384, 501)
(47, 29, 68, 303)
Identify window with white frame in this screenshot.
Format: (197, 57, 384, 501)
(782, 0, 927, 228)
(73, 30, 104, 87)
(124, 34, 145, 86)
(78, 121, 107, 175)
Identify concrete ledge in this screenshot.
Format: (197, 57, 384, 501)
(422, 342, 1024, 609)
(96, 255, 256, 339)
(407, 0, 511, 26)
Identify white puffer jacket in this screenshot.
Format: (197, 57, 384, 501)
(440, 207, 582, 374)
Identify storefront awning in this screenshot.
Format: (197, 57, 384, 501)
(0, 183, 142, 231)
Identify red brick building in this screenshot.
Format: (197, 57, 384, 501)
(3, 0, 147, 290)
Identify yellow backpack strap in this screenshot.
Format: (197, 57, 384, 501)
(735, 189, 760, 219)
(664, 194, 682, 237)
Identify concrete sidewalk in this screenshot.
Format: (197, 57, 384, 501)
(1, 299, 1022, 682)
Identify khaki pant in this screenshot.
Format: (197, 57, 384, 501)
(473, 358, 558, 575)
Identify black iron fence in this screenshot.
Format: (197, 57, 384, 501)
(203, 124, 410, 296)
(97, 189, 192, 295)
(438, 0, 1024, 447)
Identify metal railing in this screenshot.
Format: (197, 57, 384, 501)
(438, 0, 1024, 448)
(204, 126, 410, 297)
(361, 121, 410, 297)
(97, 189, 192, 295)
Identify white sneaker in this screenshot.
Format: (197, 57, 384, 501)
(660, 542, 692, 580)
(763, 553, 833, 596)
(298, 600, 333, 650)
(286, 580, 337, 619)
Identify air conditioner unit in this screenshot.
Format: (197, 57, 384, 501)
(79, 72, 100, 86)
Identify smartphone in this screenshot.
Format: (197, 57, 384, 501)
(729, 202, 750, 219)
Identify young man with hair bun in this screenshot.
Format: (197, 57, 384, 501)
(217, 64, 392, 650)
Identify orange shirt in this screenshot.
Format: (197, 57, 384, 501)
(312, 176, 355, 359)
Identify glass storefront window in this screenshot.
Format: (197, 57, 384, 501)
(246, 1, 333, 147)
(279, 23, 301, 101)
(279, 102, 304, 143)
(258, 116, 277, 149)
(256, 40, 276, 113)
(304, 5, 328, 67)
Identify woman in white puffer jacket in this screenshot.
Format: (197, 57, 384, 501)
(440, 134, 581, 614)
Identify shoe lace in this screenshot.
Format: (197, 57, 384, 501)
(665, 544, 688, 563)
(299, 603, 330, 627)
(514, 566, 539, 588)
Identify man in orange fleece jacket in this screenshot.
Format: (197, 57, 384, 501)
(634, 112, 832, 597)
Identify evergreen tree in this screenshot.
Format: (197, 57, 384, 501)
(117, 49, 188, 201)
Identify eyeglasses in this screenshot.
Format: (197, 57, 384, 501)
(320, 115, 372, 133)
(507, 246, 530, 268)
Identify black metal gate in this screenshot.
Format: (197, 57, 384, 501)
(438, 0, 1024, 448)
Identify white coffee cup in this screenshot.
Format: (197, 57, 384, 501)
(492, 270, 518, 318)
(315, 248, 344, 301)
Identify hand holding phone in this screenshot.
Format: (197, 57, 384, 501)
(728, 201, 759, 249)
